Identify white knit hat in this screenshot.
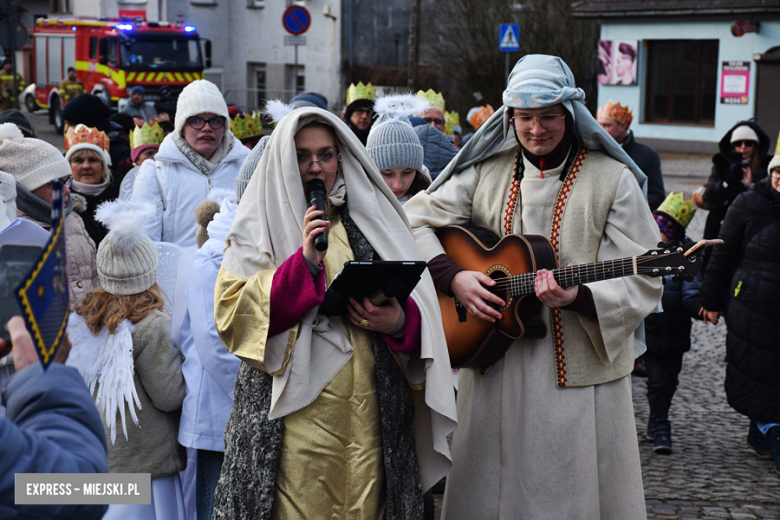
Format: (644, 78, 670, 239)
(0, 123, 71, 191)
(174, 80, 230, 134)
(367, 94, 428, 172)
(731, 125, 759, 144)
(768, 155, 780, 173)
(94, 200, 158, 296)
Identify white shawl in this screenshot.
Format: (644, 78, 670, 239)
(222, 107, 457, 490)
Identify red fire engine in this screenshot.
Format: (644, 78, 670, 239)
(33, 16, 209, 131)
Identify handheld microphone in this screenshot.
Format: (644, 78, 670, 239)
(306, 179, 329, 251)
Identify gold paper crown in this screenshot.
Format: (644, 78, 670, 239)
(65, 124, 110, 153)
(346, 82, 376, 106)
(656, 192, 696, 229)
(444, 112, 454, 136)
(597, 100, 633, 126)
(230, 112, 264, 140)
(416, 89, 445, 112)
(468, 105, 494, 130)
(129, 122, 165, 150)
(445, 111, 461, 136)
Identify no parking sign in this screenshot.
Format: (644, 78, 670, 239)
(283, 5, 311, 36)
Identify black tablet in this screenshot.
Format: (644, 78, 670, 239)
(320, 260, 427, 316)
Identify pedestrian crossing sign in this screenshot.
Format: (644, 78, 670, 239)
(499, 24, 520, 52)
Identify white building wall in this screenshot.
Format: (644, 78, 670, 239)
(169, 0, 342, 112)
(599, 17, 780, 146)
(72, 0, 164, 21)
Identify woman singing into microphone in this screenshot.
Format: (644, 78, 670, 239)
(210, 106, 456, 520)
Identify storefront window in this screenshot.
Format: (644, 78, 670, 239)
(646, 40, 718, 125)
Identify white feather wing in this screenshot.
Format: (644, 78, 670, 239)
(93, 320, 141, 445)
(67, 315, 141, 445)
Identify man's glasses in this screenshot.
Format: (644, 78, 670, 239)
(423, 117, 445, 126)
(297, 148, 341, 172)
(353, 108, 373, 117)
(187, 116, 226, 130)
(511, 113, 566, 132)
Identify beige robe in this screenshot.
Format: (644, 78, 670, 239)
(405, 148, 661, 519)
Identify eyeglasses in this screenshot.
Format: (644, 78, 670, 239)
(732, 140, 755, 149)
(771, 171, 780, 179)
(187, 116, 226, 130)
(353, 107, 373, 116)
(423, 117, 445, 127)
(511, 113, 566, 132)
(297, 148, 341, 172)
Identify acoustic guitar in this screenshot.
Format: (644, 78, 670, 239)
(436, 226, 720, 369)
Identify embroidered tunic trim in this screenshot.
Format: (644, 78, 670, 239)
(548, 147, 588, 388)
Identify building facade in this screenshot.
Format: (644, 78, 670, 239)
(165, 0, 342, 112)
(574, 1, 780, 153)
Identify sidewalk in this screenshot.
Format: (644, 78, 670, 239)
(633, 194, 780, 519)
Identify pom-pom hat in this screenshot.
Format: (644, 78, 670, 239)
(0, 124, 71, 191)
(94, 200, 158, 295)
(174, 80, 230, 135)
(367, 94, 427, 172)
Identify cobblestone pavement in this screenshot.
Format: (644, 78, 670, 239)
(635, 176, 780, 519)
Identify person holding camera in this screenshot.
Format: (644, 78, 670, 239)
(700, 122, 771, 262)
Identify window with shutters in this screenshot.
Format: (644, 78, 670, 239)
(645, 40, 718, 125)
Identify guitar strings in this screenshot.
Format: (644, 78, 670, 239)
(482, 253, 688, 296)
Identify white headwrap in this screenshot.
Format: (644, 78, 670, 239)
(429, 54, 648, 198)
(222, 107, 457, 491)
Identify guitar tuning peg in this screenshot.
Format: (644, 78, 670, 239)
(684, 275, 694, 282)
(657, 241, 666, 248)
(661, 276, 667, 285)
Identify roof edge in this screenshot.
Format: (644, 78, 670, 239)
(572, 7, 780, 18)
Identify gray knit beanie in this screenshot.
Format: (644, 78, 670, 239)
(366, 117, 424, 172)
(235, 135, 270, 202)
(366, 93, 429, 172)
(94, 201, 159, 295)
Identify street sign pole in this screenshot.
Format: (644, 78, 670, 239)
(293, 44, 298, 94)
(498, 23, 520, 87)
(506, 54, 509, 88)
(282, 5, 311, 99)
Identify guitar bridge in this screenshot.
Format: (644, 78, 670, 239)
(455, 298, 468, 322)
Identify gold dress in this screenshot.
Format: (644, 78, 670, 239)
(217, 211, 386, 519)
(271, 211, 386, 519)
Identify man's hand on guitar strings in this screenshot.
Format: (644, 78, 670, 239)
(451, 271, 505, 323)
(535, 268, 578, 308)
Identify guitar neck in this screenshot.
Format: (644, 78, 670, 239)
(511, 257, 637, 296)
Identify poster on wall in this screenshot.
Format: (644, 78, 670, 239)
(720, 61, 750, 104)
(597, 40, 638, 86)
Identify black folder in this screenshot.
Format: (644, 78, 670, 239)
(320, 260, 427, 316)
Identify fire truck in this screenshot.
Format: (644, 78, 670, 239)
(32, 16, 210, 132)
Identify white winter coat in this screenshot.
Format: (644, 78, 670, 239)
(131, 134, 249, 247)
(178, 198, 240, 451)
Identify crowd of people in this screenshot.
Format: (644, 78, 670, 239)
(0, 53, 778, 520)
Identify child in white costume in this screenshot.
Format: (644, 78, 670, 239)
(68, 200, 186, 520)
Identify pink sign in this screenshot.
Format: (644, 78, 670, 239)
(721, 61, 750, 105)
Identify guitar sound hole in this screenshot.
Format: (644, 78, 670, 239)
(488, 269, 511, 312)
